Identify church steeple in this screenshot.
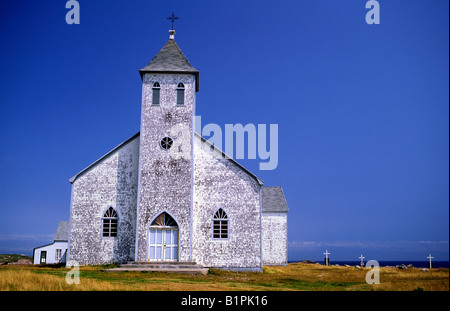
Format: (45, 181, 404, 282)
(139, 30, 199, 92)
(136, 28, 198, 262)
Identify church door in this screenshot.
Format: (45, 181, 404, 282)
(147, 212, 179, 261)
(40, 251, 47, 264)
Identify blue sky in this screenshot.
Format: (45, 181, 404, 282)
(0, 0, 448, 261)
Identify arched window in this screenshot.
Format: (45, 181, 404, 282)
(176, 82, 184, 106)
(151, 212, 177, 227)
(212, 208, 228, 239)
(102, 207, 118, 237)
(152, 82, 160, 106)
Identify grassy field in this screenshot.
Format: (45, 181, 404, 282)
(0, 262, 448, 291)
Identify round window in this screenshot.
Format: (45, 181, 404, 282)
(160, 136, 173, 150)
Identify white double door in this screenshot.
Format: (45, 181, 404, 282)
(148, 227, 179, 261)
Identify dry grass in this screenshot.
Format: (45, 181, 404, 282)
(0, 263, 448, 291)
(0, 268, 123, 291)
(263, 264, 449, 291)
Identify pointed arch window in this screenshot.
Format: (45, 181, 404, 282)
(152, 82, 160, 106)
(102, 207, 118, 237)
(212, 208, 228, 239)
(151, 212, 178, 228)
(176, 82, 185, 106)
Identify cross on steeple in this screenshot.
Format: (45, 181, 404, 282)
(166, 12, 180, 30)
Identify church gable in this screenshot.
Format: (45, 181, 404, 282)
(68, 134, 139, 265)
(69, 132, 140, 184)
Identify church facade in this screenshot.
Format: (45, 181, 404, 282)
(67, 30, 288, 271)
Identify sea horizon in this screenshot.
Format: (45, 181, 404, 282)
(289, 260, 449, 268)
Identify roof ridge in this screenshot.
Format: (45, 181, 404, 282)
(69, 131, 264, 186)
(194, 132, 264, 186)
(69, 132, 140, 184)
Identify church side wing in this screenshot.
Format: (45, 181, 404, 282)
(192, 134, 263, 271)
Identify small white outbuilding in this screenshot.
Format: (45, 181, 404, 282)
(33, 221, 69, 265)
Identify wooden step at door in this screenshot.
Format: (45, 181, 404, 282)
(103, 261, 208, 275)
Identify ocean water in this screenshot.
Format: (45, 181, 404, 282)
(290, 260, 449, 268)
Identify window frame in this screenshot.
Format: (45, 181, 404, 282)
(102, 206, 119, 238)
(152, 82, 161, 106)
(55, 249, 62, 260)
(211, 208, 229, 240)
(160, 136, 174, 150)
(176, 82, 185, 106)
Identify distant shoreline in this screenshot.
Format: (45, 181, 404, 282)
(289, 260, 449, 268)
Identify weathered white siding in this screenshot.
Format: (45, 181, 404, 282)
(192, 137, 262, 270)
(262, 212, 288, 265)
(68, 136, 139, 265)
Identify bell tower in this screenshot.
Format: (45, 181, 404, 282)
(135, 29, 199, 262)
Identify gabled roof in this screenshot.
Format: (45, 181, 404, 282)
(69, 131, 264, 187)
(261, 187, 289, 212)
(54, 221, 70, 241)
(139, 38, 199, 92)
(194, 132, 264, 186)
(69, 132, 140, 184)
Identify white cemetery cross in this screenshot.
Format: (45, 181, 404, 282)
(323, 250, 330, 266)
(427, 254, 434, 269)
(359, 254, 365, 266)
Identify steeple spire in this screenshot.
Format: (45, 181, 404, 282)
(139, 27, 200, 91)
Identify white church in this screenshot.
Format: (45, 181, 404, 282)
(66, 29, 288, 271)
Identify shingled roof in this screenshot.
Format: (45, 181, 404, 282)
(262, 187, 289, 212)
(139, 34, 199, 92)
(53, 221, 69, 242)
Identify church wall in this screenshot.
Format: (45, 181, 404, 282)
(68, 136, 139, 265)
(136, 73, 195, 262)
(262, 212, 288, 265)
(192, 138, 262, 269)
